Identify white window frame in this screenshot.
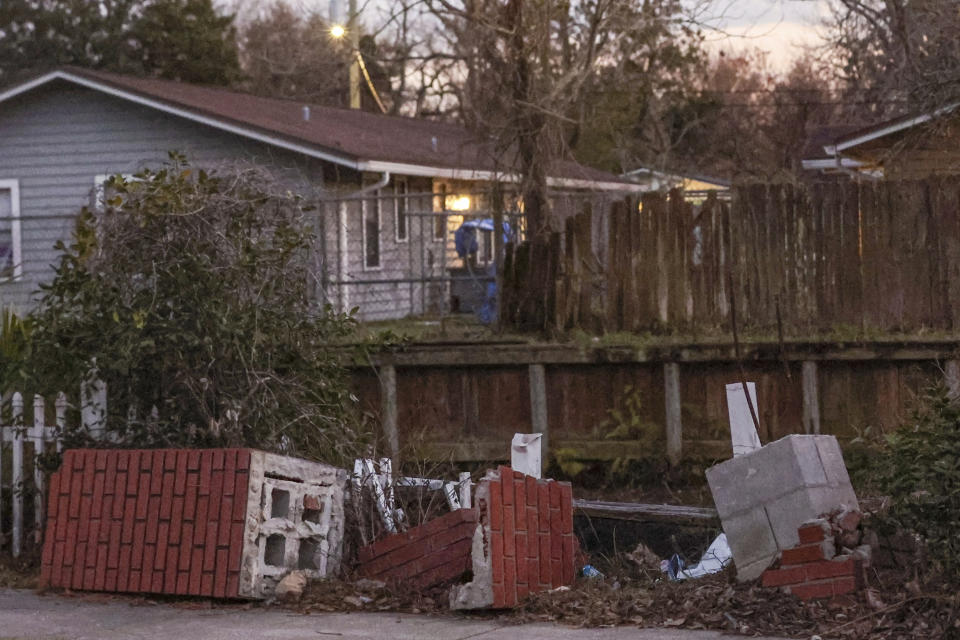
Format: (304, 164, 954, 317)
(394, 179, 409, 244)
(362, 194, 382, 271)
(0, 179, 23, 282)
(93, 173, 136, 210)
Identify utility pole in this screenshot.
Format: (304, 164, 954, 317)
(348, 0, 360, 109)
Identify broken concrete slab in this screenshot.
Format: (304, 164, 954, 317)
(705, 435, 858, 581)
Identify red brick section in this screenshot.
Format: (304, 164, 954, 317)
(40, 448, 252, 598)
(762, 516, 867, 601)
(488, 466, 574, 608)
(358, 508, 478, 589)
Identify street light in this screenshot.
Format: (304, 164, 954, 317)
(329, 0, 360, 109)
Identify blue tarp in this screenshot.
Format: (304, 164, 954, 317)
(453, 219, 512, 324)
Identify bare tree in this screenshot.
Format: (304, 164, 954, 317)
(412, 0, 705, 236)
(824, 0, 960, 118)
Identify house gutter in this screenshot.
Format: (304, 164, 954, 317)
(347, 171, 391, 197)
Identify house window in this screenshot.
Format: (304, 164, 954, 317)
(481, 228, 493, 263)
(394, 179, 408, 243)
(363, 195, 381, 269)
(0, 179, 22, 282)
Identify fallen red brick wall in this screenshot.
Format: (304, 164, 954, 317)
(358, 508, 478, 589)
(40, 449, 252, 598)
(762, 514, 868, 600)
(470, 466, 575, 609)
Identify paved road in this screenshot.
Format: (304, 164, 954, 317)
(0, 589, 788, 640)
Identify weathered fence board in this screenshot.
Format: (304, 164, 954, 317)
(505, 180, 960, 334)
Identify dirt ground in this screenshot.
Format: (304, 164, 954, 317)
(291, 565, 959, 640)
(3, 549, 957, 639)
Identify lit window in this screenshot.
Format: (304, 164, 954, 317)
(0, 179, 22, 282)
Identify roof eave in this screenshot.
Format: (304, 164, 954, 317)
(361, 160, 642, 192)
(826, 102, 960, 154)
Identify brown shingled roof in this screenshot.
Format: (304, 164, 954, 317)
(40, 67, 629, 187)
(800, 124, 865, 161)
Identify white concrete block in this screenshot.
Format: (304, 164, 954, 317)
(706, 434, 859, 581)
(238, 451, 347, 599)
(721, 507, 779, 581)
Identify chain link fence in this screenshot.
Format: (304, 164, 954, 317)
(1, 181, 627, 325)
(314, 187, 628, 323)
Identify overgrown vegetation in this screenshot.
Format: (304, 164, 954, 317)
(17, 156, 369, 465)
(868, 384, 960, 584)
(551, 384, 706, 498)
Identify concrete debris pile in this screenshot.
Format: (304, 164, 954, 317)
(39, 447, 575, 610)
(356, 465, 578, 609)
(761, 507, 870, 600)
(705, 434, 859, 581)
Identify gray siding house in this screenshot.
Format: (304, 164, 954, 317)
(0, 68, 635, 320)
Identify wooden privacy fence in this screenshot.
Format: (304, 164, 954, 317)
(503, 179, 960, 333)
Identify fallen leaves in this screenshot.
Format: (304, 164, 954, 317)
(514, 566, 960, 640)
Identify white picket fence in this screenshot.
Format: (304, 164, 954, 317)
(1, 392, 68, 557)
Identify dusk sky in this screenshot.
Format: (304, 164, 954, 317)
(235, 0, 831, 71)
(700, 0, 829, 69)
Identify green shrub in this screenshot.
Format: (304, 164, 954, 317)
(22, 156, 369, 465)
(873, 384, 960, 580)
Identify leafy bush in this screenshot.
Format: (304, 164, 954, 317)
(23, 156, 368, 465)
(552, 385, 669, 488)
(0, 307, 32, 388)
(872, 384, 960, 580)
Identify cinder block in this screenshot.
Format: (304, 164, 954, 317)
(706, 435, 859, 581)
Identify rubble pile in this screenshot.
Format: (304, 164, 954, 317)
(762, 507, 872, 600)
